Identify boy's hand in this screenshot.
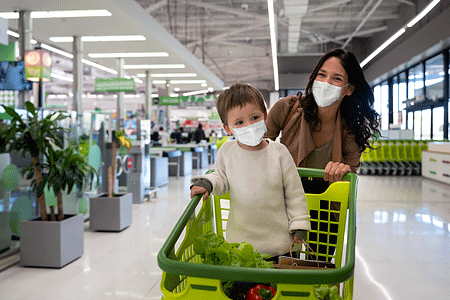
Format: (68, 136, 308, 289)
(293, 230, 308, 243)
(293, 236, 302, 244)
(190, 186, 210, 201)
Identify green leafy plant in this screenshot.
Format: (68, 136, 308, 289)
(193, 233, 275, 300)
(40, 147, 97, 221)
(193, 232, 274, 268)
(0, 101, 97, 221)
(78, 138, 95, 157)
(314, 284, 343, 300)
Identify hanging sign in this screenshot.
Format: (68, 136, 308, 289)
(24, 48, 52, 82)
(157, 96, 180, 105)
(157, 94, 216, 106)
(95, 78, 135, 92)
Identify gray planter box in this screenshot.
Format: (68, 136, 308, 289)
(20, 214, 84, 268)
(0, 212, 11, 253)
(89, 193, 132, 232)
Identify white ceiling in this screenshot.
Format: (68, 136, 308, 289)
(2, 0, 414, 95)
(138, 0, 411, 90)
(1, 0, 224, 95)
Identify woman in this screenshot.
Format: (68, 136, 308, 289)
(266, 48, 380, 261)
(265, 48, 380, 191)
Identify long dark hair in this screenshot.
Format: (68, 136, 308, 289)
(298, 48, 380, 151)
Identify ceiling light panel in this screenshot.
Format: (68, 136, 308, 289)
(0, 10, 111, 19)
(149, 73, 198, 78)
(88, 52, 169, 58)
(49, 35, 146, 43)
(123, 64, 185, 69)
(81, 59, 118, 75)
(6, 30, 19, 38)
(168, 80, 206, 84)
(407, 0, 441, 28)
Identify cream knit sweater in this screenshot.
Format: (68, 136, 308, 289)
(191, 139, 311, 256)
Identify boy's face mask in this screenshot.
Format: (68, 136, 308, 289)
(312, 80, 350, 108)
(231, 119, 267, 147)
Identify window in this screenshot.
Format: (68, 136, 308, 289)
(373, 85, 381, 115)
(408, 112, 414, 130)
(414, 111, 421, 139)
(393, 76, 399, 126)
(425, 54, 444, 100)
(399, 72, 407, 129)
(409, 64, 424, 100)
(433, 107, 444, 140)
(381, 81, 389, 130)
(421, 109, 431, 140)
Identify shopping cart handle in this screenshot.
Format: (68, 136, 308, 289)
(296, 167, 354, 181)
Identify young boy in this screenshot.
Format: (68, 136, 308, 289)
(190, 83, 310, 257)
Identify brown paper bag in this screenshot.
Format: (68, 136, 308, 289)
(273, 240, 335, 270)
(272, 241, 340, 294)
(274, 256, 335, 270)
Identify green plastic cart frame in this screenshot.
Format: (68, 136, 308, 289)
(157, 168, 358, 299)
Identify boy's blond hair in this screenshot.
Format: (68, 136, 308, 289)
(216, 83, 267, 126)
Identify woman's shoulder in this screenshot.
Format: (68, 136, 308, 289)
(275, 95, 300, 107)
(269, 95, 302, 119)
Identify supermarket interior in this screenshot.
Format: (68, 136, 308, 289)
(0, 0, 449, 299)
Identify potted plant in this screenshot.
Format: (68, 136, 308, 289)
(0, 123, 12, 252)
(0, 101, 96, 268)
(89, 129, 133, 232)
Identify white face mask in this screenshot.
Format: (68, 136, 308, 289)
(231, 119, 267, 147)
(312, 80, 350, 108)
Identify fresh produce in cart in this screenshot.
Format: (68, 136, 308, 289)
(247, 284, 276, 300)
(193, 233, 276, 299)
(314, 284, 343, 300)
(193, 233, 274, 268)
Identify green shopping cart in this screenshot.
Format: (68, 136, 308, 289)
(157, 168, 358, 299)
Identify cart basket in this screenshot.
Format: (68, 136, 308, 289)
(158, 168, 358, 299)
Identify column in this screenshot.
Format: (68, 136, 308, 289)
(165, 81, 171, 130)
(18, 11, 32, 109)
(145, 70, 152, 121)
(72, 36, 83, 129)
(117, 58, 125, 130)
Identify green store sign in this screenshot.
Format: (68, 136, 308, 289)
(156, 94, 216, 106)
(95, 78, 135, 92)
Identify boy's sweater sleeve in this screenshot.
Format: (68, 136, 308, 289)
(280, 145, 311, 232)
(189, 144, 230, 196)
(191, 178, 213, 193)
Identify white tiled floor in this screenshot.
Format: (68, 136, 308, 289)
(0, 168, 449, 300)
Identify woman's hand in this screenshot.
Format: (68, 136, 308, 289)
(324, 161, 351, 183)
(190, 185, 210, 201)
